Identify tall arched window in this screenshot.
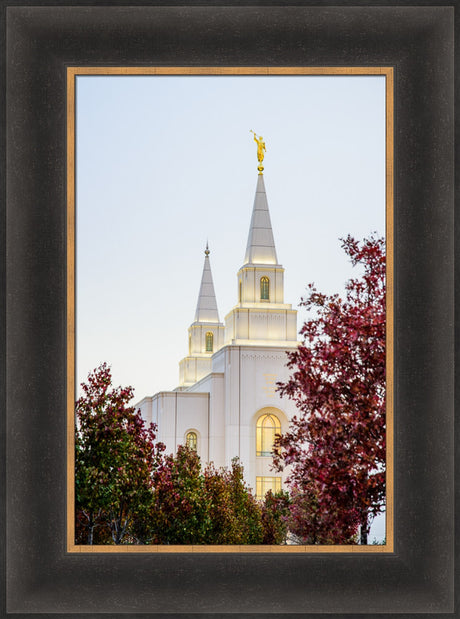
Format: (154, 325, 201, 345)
(186, 431, 197, 451)
(205, 331, 214, 352)
(260, 276, 270, 300)
(256, 413, 281, 456)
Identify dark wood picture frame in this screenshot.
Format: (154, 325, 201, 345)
(3, 3, 455, 615)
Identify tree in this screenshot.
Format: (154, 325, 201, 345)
(75, 366, 284, 546)
(274, 235, 386, 544)
(204, 457, 263, 545)
(144, 445, 211, 544)
(260, 490, 291, 545)
(75, 362, 165, 544)
(139, 447, 264, 545)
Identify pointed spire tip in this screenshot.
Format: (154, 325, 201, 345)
(194, 242, 219, 323)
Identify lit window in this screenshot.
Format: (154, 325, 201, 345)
(256, 413, 281, 456)
(205, 331, 213, 352)
(239, 280, 242, 302)
(186, 431, 197, 451)
(256, 476, 282, 500)
(260, 276, 270, 300)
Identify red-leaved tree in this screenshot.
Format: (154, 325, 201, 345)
(273, 235, 386, 544)
(75, 363, 165, 544)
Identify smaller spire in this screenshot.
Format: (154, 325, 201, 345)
(194, 243, 220, 323)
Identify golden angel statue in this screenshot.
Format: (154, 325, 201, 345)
(250, 130, 266, 173)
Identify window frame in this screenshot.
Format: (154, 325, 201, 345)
(260, 276, 270, 301)
(205, 331, 214, 352)
(256, 412, 281, 457)
(256, 476, 282, 500)
(185, 431, 198, 451)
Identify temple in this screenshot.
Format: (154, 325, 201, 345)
(137, 167, 300, 498)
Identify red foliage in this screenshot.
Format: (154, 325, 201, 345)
(75, 362, 165, 544)
(260, 490, 291, 545)
(274, 235, 386, 544)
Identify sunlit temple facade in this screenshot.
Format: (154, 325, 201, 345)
(138, 164, 300, 497)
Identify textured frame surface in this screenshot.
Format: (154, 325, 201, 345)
(4, 3, 455, 616)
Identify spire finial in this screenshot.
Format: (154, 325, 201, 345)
(250, 130, 266, 174)
(205, 241, 210, 256)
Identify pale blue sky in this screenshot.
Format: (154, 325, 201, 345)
(76, 75, 386, 539)
(77, 74, 385, 396)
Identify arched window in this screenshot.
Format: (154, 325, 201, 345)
(186, 431, 197, 451)
(239, 280, 242, 302)
(188, 333, 192, 355)
(205, 331, 213, 352)
(256, 476, 282, 500)
(256, 413, 281, 456)
(260, 276, 270, 300)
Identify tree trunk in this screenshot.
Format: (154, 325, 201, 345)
(360, 514, 369, 545)
(111, 504, 129, 544)
(87, 513, 94, 545)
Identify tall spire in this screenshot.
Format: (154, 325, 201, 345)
(194, 243, 220, 323)
(243, 174, 278, 265)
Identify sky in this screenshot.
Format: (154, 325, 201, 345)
(76, 74, 386, 540)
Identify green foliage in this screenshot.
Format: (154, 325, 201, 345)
(204, 458, 263, 544)
(136, 447, 264, 545)
(76, 365, 290, 545)
(75, 363, 164, 544)
(142, 446, 212, 544)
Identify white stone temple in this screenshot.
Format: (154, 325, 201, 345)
(137, 171, 300, 498)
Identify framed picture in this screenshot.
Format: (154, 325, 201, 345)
(4, 3, 455, 615)
(69, 66, 392, 553)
